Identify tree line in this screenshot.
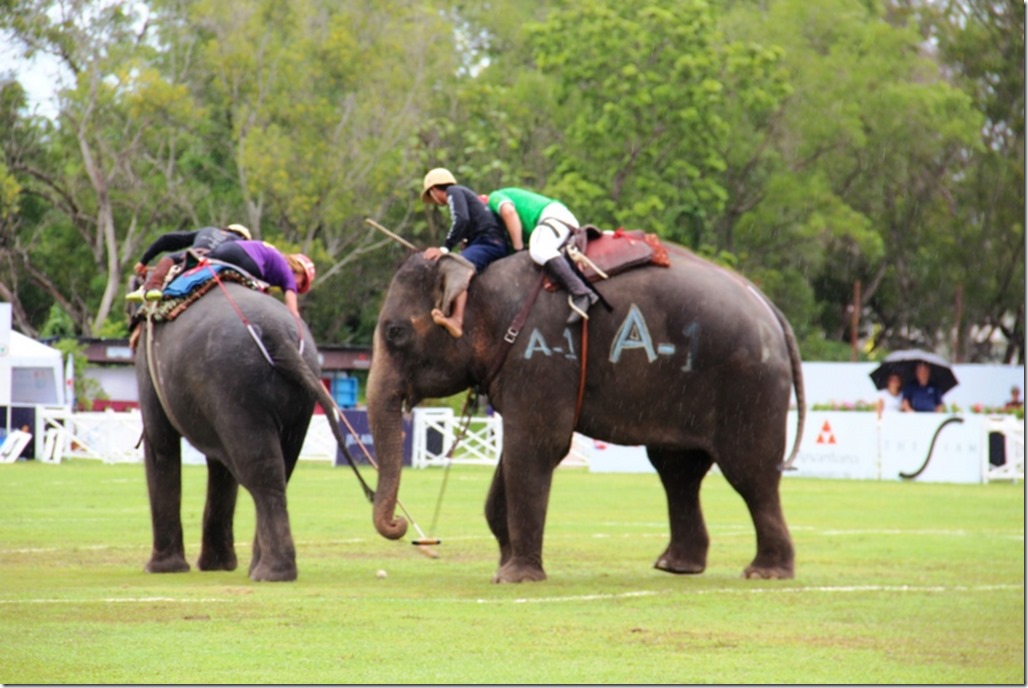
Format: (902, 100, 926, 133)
(0, 0, 1023, 363)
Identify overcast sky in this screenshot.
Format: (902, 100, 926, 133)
(0, 35, 66, 120)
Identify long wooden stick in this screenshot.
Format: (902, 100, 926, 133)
(364, 218, 419, 251)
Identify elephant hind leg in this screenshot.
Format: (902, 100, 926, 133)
(484, 464, 512, 569)
(145, 552, 190, 574)
(143, 430, 190, 574)
(244, 478, 297, 582)
(197, 458, 239, 572)
(718, 453, 794, 580)
(647, 447, 713, 575)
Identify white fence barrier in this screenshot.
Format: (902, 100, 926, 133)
(36, 408, 343, 465)
(586, 410, 1024, 484)
(410, 408, 503, 468)
(409, 408, 589, 468)
(31, 407, 1023, 484)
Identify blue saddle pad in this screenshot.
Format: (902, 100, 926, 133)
(162, 263, 229, 299)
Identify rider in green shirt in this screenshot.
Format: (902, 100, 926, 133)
(488, 187, 599, 322)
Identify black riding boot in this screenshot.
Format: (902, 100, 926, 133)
(544, 256, 599, 323)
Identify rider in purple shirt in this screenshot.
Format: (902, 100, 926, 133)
(207, 240, 316, 318)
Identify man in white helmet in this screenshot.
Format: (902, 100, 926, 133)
(421, 168, 509, 338)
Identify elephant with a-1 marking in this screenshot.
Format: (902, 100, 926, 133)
(367, 243, 805, 583)
(134, 281, 358, 582)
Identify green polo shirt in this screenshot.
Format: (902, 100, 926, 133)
(488, 188, 556, 238)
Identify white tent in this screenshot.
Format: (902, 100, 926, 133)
(0, 304, 65, 408)
(0, 305, 66, 460)
(5, 331, 65, 405)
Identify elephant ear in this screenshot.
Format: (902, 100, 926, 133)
(434, 253, 476, 316)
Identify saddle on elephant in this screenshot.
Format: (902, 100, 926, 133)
(129, 259, 269, 333)
(544, 225, 670, 292)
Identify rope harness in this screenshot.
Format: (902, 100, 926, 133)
(422, 388, 479, 542)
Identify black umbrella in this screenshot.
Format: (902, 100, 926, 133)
(869, 349, 959, 395)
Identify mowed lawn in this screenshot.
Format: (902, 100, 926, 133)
(1, 459, 1023, 684)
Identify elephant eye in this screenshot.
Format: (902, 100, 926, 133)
(384, 321, 410, 349)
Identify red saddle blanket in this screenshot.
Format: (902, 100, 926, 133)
(545, 227, 670, 291)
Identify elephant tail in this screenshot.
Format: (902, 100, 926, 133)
(767, 299, 806, 472)
(272, 338, 377, 502)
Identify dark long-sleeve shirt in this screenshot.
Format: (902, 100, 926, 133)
(442, 185, 506, 251)
(138, 227, 240, 265)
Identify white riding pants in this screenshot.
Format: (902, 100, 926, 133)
(528, 203, 579, 265)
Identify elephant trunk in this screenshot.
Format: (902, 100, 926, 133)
(367, 352, 409, 541)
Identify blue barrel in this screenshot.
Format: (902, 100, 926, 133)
(332, 377, 359, 409)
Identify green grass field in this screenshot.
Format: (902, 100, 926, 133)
(1, 459, 1023, 684)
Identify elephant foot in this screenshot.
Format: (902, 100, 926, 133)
(249, 558, 297, 582)
(653, 554, 706, 575)
(492, 561, 547, 584)
(145, 555, 190, 574)
(743, 563, 794, 580)
(197, 549, 238, 572)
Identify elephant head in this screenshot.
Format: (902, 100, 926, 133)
(367, 253, 480, 540)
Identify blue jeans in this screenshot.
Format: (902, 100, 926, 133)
(459, 238, 509, 273)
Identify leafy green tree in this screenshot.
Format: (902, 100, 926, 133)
(526, 0, 732, 239)
(899, 0, 1024, 363)
(150, 0, 461, 341)
(720, 0, 982, 358)
(1, 0, 204, 335)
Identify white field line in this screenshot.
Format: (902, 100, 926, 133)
(2, 527, 1023, 555)
(0, 597, 235, 605)
(471, 584, 1026, 604)
(1, 583, 1021, 606)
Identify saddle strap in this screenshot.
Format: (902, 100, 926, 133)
(480, 271, 547, 392)
(574, 320, 588, 429)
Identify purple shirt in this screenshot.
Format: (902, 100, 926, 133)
(237, 241, 298, 293)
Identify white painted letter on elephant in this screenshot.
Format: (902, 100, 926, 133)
(610, 305, 657, 363)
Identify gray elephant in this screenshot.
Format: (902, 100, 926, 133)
(134, 281, 361, 582)
(367, 243, 805, 583)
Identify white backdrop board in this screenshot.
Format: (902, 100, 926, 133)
(587, 411, 1015, 484)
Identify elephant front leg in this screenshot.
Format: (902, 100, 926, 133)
(648, 447, 713, 574)
(489, 444, 558, 584)
(197, 458, 239, 572)
(143, 436, 190, 574)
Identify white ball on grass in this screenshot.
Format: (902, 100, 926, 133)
(376, 569, 388, 579)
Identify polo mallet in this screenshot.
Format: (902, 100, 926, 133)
(329, 405, 441, 557)
(365, 218, 419, 251)
(421, 390, 477, 543)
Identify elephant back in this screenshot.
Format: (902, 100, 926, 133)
(137, 283, 319, 441)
